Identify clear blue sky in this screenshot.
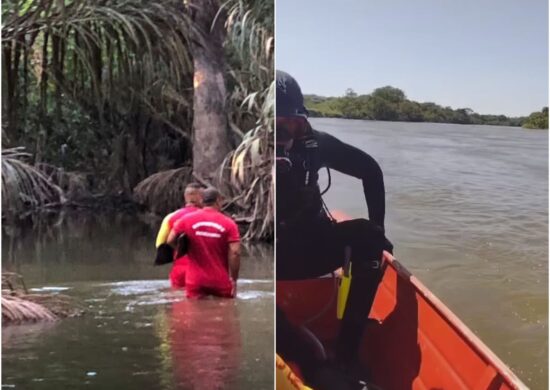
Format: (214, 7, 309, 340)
(276, 0, 548, 117)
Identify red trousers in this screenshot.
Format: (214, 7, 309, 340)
(169, 263, 187, 288)
(185, 284, 234, 299)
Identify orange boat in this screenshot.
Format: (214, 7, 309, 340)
(277, 248, 527, 389)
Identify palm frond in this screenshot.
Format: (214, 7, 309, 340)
(133, 167, 193, 215)
(2, 272, 84, 324)
(217, 82, 273, 240)
(2, 295, 58, 324)
(1, 148, 65, 218)
(3, 0, 196, 147)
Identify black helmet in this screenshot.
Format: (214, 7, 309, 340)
(276, 70, 309, 118)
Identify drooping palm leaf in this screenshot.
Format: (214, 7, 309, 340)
(217, 81, 273, 240)
(2, 272, 84, 324)
(133, 167, 193, 215)
(1, 147, 65, 218)
(2, 295, 58, 324)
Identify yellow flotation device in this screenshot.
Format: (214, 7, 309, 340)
(155, 212, 175, 248)
(276, 354, 313, 390)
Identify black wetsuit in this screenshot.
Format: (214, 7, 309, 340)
(277, 129, 391, 280)
(276, 129, 392, 377)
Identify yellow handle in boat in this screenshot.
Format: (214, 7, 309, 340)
(337, 246, 353, 319)
(337, 263, 352, 319)
(276, 354, 313, 390)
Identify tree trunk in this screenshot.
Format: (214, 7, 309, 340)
(188, 0, 231, 181)
(36, 31, 50, 163)
(3, 41, 14, 134)
(52, 33, 62, 122)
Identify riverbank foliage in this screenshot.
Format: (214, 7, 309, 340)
(522, 107, 548, 129)
(305, 87, 527, 127)
(2, 0, 273, 240)
(2, 272, 84, 324)
(2, 148, 65, 219)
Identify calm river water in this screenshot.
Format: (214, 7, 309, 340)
(2, 213, 274, 389)
(313, 118, 548, 389)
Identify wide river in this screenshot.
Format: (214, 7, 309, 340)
(2, 213, 274, 389)
(312, 118, 548, 389)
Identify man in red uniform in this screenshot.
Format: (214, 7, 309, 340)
(155, 182, 203, 288)
(168, 187, 241, 299)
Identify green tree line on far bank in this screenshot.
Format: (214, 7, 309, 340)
(522, 107, 548, 129)
(304, 87, 548, 129)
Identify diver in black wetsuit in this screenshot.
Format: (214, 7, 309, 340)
(276, 70, 393, 387)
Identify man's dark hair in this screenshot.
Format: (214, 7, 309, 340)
(202, 187, 221, 206)
(183, 182, 203, 203)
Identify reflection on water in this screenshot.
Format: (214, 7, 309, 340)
(2, 214, 274, 389)
(168, 299, 241, 389)
(2, 212, 273, 284)
(313, 118, 548, 389)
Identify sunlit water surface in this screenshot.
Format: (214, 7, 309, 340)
(313, 118, 547, 389)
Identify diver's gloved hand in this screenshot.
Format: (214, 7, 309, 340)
(362, 218, 393, 255)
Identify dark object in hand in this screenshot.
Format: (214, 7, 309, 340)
(176, 233, 189, 258)
(154, 244, 174, 266)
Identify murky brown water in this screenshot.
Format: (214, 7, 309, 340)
(2, 213, 274, 389)
(312, 118, 548, 389)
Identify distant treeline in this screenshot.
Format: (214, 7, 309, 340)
(522, 107, 548, 129)
(304, 86, 548, 129)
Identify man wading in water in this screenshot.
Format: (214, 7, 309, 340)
(155, 183, 203, 288)
(276, 70, 394, 389)
(168, 187, 241, 299)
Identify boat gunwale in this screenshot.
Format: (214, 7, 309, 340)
(385, 256, 529, 390)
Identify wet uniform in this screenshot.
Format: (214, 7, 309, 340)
(156, 205, 200, 288)
(173, 208, 240, 299)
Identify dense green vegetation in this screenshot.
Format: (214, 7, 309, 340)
(2, 0, 273, 239)
(305, 87, 529, 127)
(522, 107, 548, 129)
